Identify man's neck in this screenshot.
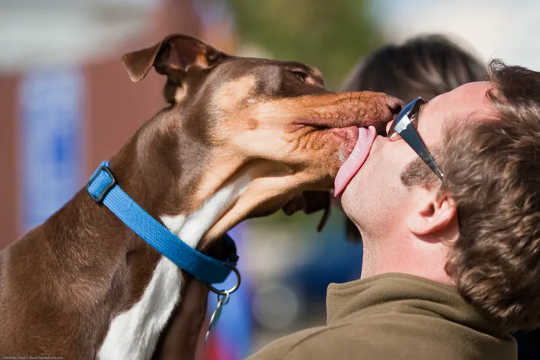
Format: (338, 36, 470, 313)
(360, 234, 455, 286)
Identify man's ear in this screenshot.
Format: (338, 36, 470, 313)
(406, 188, 458, 237)
(121, 34, 228, 83)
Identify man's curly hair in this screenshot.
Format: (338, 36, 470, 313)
(404, 60, 540, 331)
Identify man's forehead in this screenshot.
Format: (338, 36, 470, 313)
(417, 81, 496, 146)
(442, 81, 494, 107)
(432, 81, 497, 123)
(455, 81, 498, 121)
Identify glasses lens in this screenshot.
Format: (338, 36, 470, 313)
(388, 97, 422, 140)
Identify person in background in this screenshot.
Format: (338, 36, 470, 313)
(341, 34, 539, 359)
(247, 36, 540, 359)
(342, 34, 487, 103)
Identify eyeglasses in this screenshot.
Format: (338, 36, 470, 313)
(387, 97, 445, 181)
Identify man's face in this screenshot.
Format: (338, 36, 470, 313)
(340, 81, 496, 239)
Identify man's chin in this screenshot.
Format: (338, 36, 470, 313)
(338, 182, 357, 218)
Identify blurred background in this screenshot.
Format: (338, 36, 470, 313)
(1, 0, 539, 359)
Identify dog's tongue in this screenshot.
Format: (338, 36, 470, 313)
(334, 126, 376, 197)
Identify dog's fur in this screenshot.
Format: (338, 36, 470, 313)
(0, 34, 400, 359)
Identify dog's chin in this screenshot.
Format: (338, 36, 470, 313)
(301, 126, 359, 172)
(281, 190, 331, 231)
(244, 190, 330, 231)
(329, 126, 359, 163)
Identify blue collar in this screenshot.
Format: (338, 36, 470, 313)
(86, 161, 238, 285)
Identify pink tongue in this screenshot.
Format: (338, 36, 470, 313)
(334, 126, 376, 197)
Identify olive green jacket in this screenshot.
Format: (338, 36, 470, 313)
(247, 273, 516, 360)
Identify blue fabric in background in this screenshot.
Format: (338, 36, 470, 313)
(208, 223, 253, 359)
(19, 68, 84, 231)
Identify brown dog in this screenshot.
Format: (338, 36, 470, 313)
(0, 34, 401, 359)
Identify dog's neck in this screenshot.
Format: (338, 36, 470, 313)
(91, 111, 252, 358)
(160, 172, 251, 248)
(114, 109, 298, 249)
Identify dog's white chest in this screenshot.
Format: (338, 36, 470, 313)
(97, 257, 182, 360)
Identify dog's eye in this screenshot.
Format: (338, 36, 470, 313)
(291, 70, 309, 82)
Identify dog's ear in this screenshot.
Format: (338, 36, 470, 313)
(122, 34, 227, 83)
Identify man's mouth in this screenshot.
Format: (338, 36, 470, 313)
(333, 126, 377, 197)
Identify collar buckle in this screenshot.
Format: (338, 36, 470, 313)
(87, 161, 117, 203)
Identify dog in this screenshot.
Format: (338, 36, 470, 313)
(0, 34, 401, 359)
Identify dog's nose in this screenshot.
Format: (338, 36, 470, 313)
(386, 95, 404, 115)
(375, 95, 404, 135)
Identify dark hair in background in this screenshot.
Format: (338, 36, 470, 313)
(342, 34, 487, 102)
(342, 34, 487, 241)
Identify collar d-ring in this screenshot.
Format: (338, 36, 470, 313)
(207, 265, 241, 296)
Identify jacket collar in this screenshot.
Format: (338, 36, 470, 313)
(326, 273, 509, 339)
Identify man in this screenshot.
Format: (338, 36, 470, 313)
(247, 61, 540, 359)
(341, 34, 487, 241)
